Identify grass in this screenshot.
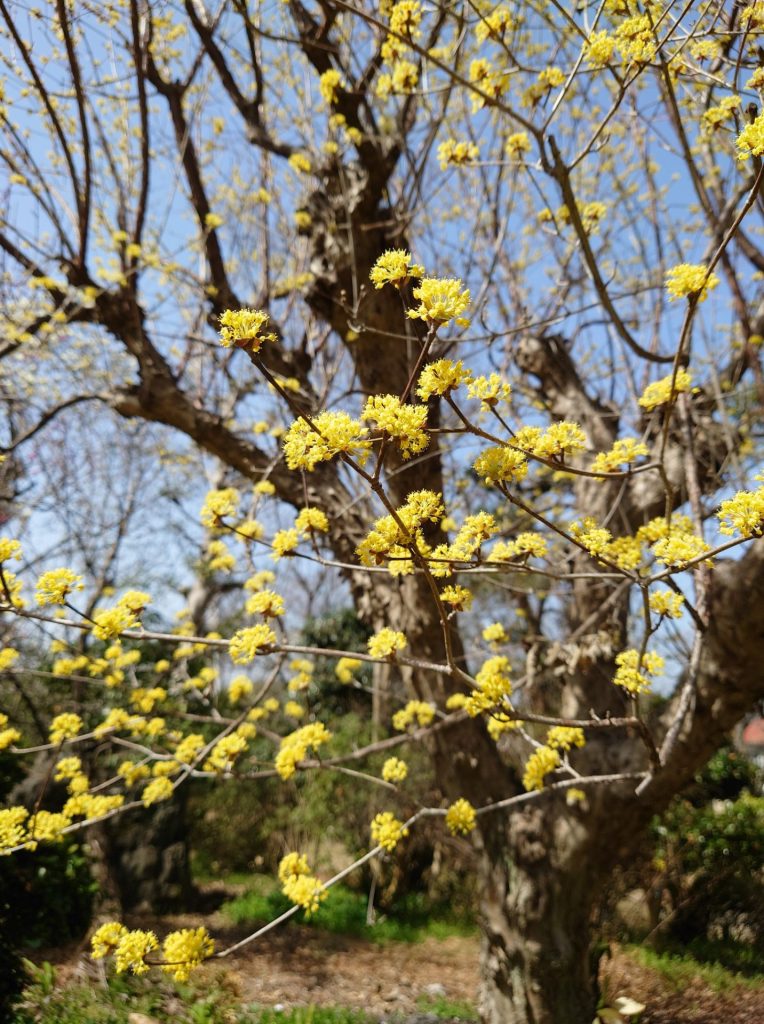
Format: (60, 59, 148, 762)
(221, 876, 476, 944)
(414, 995, 479, 1021)
(627, 942, 764, 993)
(12, 962, 379, 1024)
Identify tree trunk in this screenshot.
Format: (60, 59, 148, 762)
(477, 805, 600, 1024)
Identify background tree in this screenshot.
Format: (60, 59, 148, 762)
(2, 1, 764, 1022)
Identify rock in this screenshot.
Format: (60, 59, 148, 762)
(423, 983, 447, 999)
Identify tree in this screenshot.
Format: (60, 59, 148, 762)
(2, 0, 764, 1020)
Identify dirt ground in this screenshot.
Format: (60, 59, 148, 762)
(49, 900, 764, 1024)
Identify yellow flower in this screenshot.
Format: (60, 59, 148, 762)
(665, 265, 719, 302)
(522, 745, 560, 791)
(546, 726, 585, 751)
(437, 138, 479, 170)
(391, 60, 418, 93)
(584, 30, 616, 68)
(362, 395, 429, 458)
(161, 927, 214, 982)
(737, 110, 764, 159)
(370, 249, 424, 289)
(92, 605, 138, 640)
(114, 929, 159, 974)
(142, 776, 174, 807)
(467, 373, 511, 409)
(283, 411, 371, 470)
(445, 798, 476, 835)
(717, 489, 764, 538)
(475, 6, 512, 42)
(200, 487, 240, 527)
(275, 722, 332, 779)
(0, 538, 22, 563)
(440, 584, 472, 611)
(245, 589, 285, 617)
(271, 528, 299, 560)
(279, 852, 326, 915)
(649, 589, 684, 619)
(289, 153, 312, 174)
(91, 921, 128, 960)
(505, 132, 531, 158)
(638, 369, 693, 410)
(295, 507, 330, 536)
(382, 757, 408, 783)
(49, 713, 83, 745)
(613, 649, 664, 696)
(371, 811, 409, 851)
(416, 359, 472, 400)
(392, 699, 435, 730)
(319, 68, 345, 105)
(407, 278, 470, 325)
(335, 656, 362, 683)
(591, 438, 649, 473)
(473, 446, 528, 485)
(482, 622, 507, 645)
(35, 568, 84, 606)
(367, 628, 407, 659)
(0, 807, 29, 851)
(229, 624, 277, 664)
(218, 308, 275, 350)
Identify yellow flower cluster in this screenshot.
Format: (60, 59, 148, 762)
(469, 58, 507, 111)
(367, 627, 407, 659)
(92, 590, 151, 640)
(614, 14, 656, 64)
(639, 368, 693, 410)
(295, 506, 329, 536)
(336, 656, 362, 683)
(591, 437, 649, 474)
(445, 798, 477, 835)
(475, 5, 512, 42)
(416, 359, 472, 400)
(49, 712, 83, 745)
(271, 528, 299, 560)
(35, 568, 84, 606)
(356, 489, 444, 575)
(569, 519, 642, 570)
(275, 722, 332, 780)
(585, 30, 616, 68)
(370, 249, 424, 289)
(200, 487, 240, 528)
(142, 776, 174, 807)
(160, 927, 214, 981)
(0, 807, 32, 852)
(283, 411, 371, 470)
(648, 589, 684, 619)
(665, 265, 719, 302)
(175, 733, 206, 763)
(392, 699, 435, 731)
(437, 139, 479, 170)
(319, 68, 345, 105)
(218, 308, 275, 350)
(382, 757, 408, 783)
(467, 373, 511, 409)
(505, 132, 531, 158)
(546, 726, 585, 751)
(703, 95, 740, 130)
(0, 537, 22, 563)
(204, 732, 249, 773)
(407, 278, 470, 326)
(371, 811, 409, 851)
(228, 675, 253, 703)
(652, 531, 710, 568)
(440, 584, 473, 611)
(229, 623, 276, 664)
(737, 110, 764, 159)
(489, 532, 548, 561)
(278, 851, 326, 915)
(482, 622, 508, 645)
(717, 489, 764, 537)
(613, 649, 664, 696)
(465, 655, 512, 716)
(114, 928, 159, 974)
(473, 446, 528, 485)
(523, 746, 560, 792)
(245, 589, 285, 617)
(362, 394, 429, 459)
(514, 422, 587, 460)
